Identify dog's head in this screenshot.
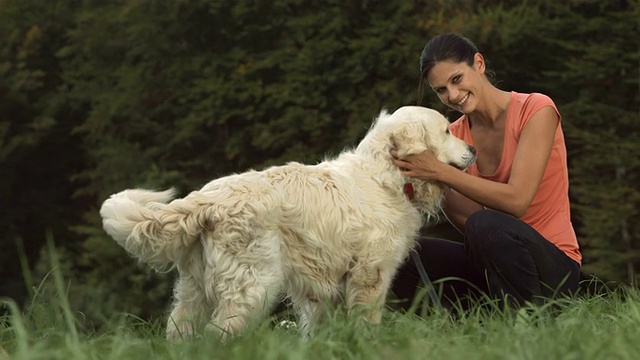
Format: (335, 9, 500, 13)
(387, 106, 476, 171)
(357, 106, 476, 218)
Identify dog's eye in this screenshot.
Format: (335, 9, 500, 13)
(445, 129, 450, 135)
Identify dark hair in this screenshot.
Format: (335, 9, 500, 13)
(417, 33, 480, 105)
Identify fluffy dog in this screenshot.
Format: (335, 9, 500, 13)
(100, 106, 475, 341)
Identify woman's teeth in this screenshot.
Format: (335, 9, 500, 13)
(456, 93, 469, 106)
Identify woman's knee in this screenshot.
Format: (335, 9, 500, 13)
(466, 208, 512, 230)
(466, 210, 509, 243)
(465, 210, 522, 258)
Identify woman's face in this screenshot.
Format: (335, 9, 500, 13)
(427, 54, 485, 114)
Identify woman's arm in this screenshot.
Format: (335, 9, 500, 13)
(394, 106, 559, 218)
(442, 187, 483, 233)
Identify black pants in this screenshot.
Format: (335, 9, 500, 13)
(392, 209, 581, 311)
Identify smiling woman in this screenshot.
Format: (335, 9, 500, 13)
(391, 32, 582, 311)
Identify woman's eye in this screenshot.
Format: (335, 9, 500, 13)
(452, 75, 461, 83)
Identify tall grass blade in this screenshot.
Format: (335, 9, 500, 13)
(46, 231, 79, 343)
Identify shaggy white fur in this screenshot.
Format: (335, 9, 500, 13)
(100, 106, 476, 341)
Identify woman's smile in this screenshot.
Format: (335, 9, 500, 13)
(453, 93, 470, 110)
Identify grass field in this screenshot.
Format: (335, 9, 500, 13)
(2, 281, 640, 360)
(2, 245, 639, 360)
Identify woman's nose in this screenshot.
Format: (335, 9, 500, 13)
(448, 87, 460, 102)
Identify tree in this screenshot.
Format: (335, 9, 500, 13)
(536, 0, 639, 283)
(0, 0, 86, 309)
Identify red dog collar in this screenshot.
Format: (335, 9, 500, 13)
(404, 183, 414, 200)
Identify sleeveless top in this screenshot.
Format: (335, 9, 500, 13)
(450, 92, 582, 264)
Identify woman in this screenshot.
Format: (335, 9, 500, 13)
(391, 33, 581, 311)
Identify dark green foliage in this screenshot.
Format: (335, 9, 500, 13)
(535, 0, 639, 282)
(0, 0, 637, 325)
(0, 0, 87, 309)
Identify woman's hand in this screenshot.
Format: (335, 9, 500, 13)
(390, 149, 447, 181)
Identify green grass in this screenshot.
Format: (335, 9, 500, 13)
(2, 240, 640, 359)
(2, 285, 640, 360)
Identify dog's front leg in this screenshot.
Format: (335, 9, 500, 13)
(291, 296, 324, 339)
(345, 263, 394, 324)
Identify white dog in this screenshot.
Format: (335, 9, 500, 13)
(100, 106, 475, 341)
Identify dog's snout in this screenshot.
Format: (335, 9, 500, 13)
(469, 146, 476, 155)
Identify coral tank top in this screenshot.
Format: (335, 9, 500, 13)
(450, 92, 581, 264)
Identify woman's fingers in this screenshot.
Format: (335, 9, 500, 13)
(392, 157, 412, 169)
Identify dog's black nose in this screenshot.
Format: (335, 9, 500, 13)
(469, 146, 476, 155)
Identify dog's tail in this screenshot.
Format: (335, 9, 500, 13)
(100, 188, 202, 269)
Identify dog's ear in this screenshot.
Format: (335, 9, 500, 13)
(389, 121, 430, 158)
